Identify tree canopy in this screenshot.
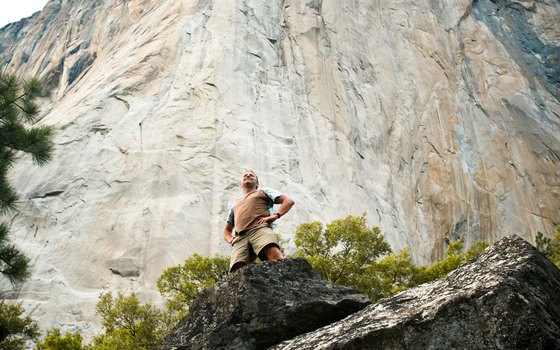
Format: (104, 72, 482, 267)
(293, 213, 489, 302)
(293, 213, 391, 286)
(157, 253, 229, 321)
(35, 328, 84, 350)
(90, 291, 170, 350)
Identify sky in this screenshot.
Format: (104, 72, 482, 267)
(0, 1, 49, 28)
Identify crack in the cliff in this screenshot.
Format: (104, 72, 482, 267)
(528, 212, 552, 220)
(110, 94, 130, 109)
(139, 121, 143, 152)
(450, 0, 475, 32)
(29, 190, 65, 199)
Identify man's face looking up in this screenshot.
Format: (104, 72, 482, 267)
(241, 172, 258, 189)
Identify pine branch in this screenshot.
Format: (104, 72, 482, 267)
(0, 123, 54, 166)
(0, 224, 30, 285)
(0, 177, 19, 214)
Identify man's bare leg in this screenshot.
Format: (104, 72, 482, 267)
(261, 244, 284, 260)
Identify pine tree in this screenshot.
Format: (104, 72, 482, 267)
(0, 71, 54, 285)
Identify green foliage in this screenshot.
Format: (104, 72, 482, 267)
(90, 291, 169, 350)
(416, 240, 465, 282)
(293, 214, 391, 298)
(0, 300, 39, 350)
(536, 226, 560, 268)
(464, 239, 490, 261)
(412, 239, 489, 285)
(157, 254, 229, 321)
(293, 214, 489, 302)
(35, 328, 84, 350)
(551, 226, 560, 268)
(0, 72, 55, 285)
(360, 247, 418, 301)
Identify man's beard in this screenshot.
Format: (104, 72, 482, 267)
(243, 181, 257, 189)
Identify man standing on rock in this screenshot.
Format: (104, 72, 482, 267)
(223, 171, 295, 272)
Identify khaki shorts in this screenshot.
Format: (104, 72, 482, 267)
(230, 224, 280, 271)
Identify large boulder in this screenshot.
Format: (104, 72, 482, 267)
(272, 235, 560, 349)
(162, 258, 371, 350)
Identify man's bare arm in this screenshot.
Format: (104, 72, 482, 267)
(274, 194, 295, 217)
(223, 221, 235, 245)
(257, 194, 295, 224)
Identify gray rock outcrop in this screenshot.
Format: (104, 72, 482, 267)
(162, 258, 370, 350)
(271, 235, 560, 349)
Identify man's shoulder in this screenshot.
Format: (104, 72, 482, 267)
(262, 187, 282, 200)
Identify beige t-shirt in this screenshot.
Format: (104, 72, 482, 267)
(227, 189, 280, 233)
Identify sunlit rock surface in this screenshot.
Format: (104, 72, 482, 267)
(0, 0, 558, 338)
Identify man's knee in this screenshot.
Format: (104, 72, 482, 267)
(262, 244, 283, 260)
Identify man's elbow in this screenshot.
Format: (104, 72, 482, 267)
(287, 197, 295, 208)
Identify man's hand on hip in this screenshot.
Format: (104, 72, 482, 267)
(257, 214, 279, 225)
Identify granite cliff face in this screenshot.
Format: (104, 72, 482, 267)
(0, 0, 559, 337)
